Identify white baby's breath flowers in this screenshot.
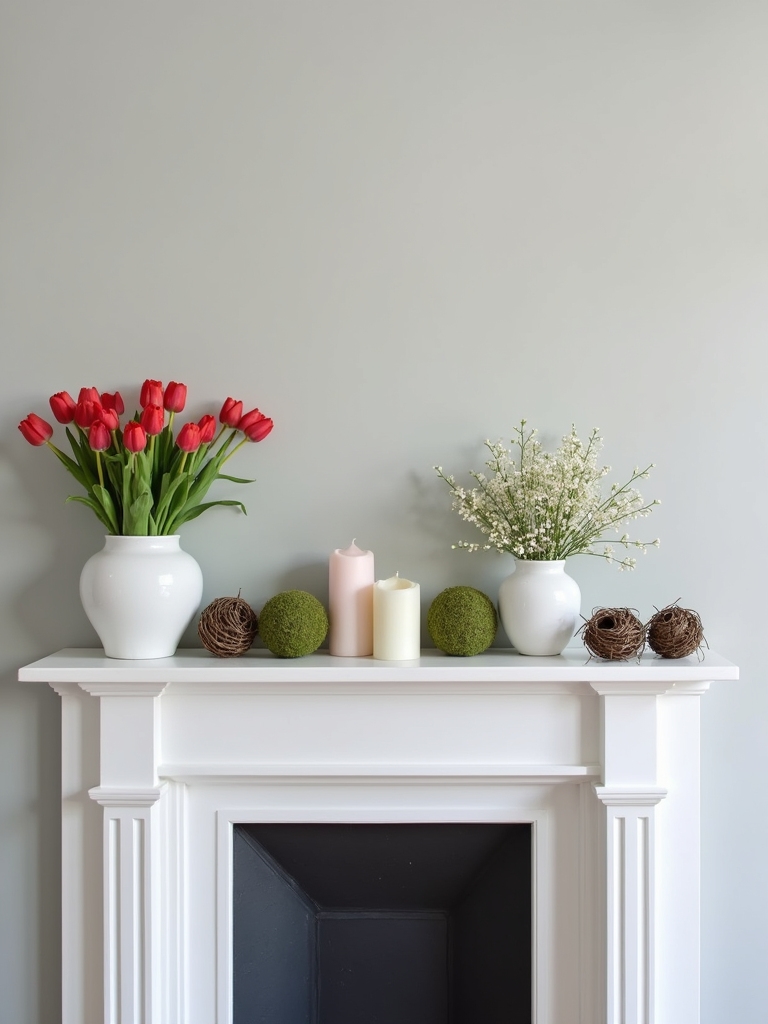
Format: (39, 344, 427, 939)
(435, 421, 660, 570)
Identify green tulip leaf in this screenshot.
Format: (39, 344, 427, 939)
(47, 444, 88, 488)
(125, 489, 153, 536)
(153, 474, 189, 533)
(66, 428, 98, 486)
(66, 494, 116, 533)
(217, 473, 255, 485)
(167, 499, 247, 531)
(91, 485, 120, 534)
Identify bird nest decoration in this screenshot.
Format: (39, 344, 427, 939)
(581, 607, 646, 661)
(646, 602, 705, 659)
(198, 595, 259, 657)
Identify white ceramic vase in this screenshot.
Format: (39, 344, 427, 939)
(79, 535, 203, 659)
(498, 559, 581, 656)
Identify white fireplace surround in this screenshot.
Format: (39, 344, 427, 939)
(20, 647, 738, 1024)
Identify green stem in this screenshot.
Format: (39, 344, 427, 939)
(96, 451, 104, 489)
(46, 440, 69, 459)
(222, 437, 248, 463)
(211, 428, 238, 459)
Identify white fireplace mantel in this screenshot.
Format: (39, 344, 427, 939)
(20, 647, 738, 1024)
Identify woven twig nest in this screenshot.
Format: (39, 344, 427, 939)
(581, 607, 646, 661)
(198, 595, 258, 657)
(646, 603, 704, 659)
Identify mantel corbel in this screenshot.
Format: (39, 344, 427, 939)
(593, 785, 668, 806)
(88, 785, 165, 807)
(78, 681, 168, 698)
(588, 680, 672, 697)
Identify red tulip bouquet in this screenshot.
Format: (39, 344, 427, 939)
(19, 380, 274, 535)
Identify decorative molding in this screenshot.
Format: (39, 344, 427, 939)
(604, 806, 656, 1023)
(160, 782, 187, 1024)
(216, 804, 556, 1024)
(579, 781, 602, 1024)
(104, 811, 153, 1023)
(90, 786, 165, 807)
(589, 681, 672, 697)
(47, 684, 82, 700)
(159, 762, 602, 784)
(48, 681, 81, 698)
(594, 786, 668, 807)
(79, 681, 168, 698)
(164, 679, 597, 697)
(670, 680, 712, 696)
(609, 814, 626, 1024)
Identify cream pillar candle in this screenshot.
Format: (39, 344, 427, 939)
(373, 573, 421, 661)
(329, 540, 374, 656)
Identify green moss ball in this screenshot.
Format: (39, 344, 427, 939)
(427, 586, 498, 656)
(259, 590, 329, 658)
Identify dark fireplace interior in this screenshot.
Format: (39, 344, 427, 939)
(233, 822, 531, 1024)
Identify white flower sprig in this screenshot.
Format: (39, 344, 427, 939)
(435, 421, 660, 570)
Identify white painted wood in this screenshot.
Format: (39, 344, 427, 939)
(20, 648, 738, 1024)
(56, 682, 103, 1024)
(160, 762, 602, 781)
(99, 804, 161, 1024)
(19, 646, 739, 684)
(159, 781, 187, 1024)
(580, 780, 603, 1024)
(655, 688, 706, 1024)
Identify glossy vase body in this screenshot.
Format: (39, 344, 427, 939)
(498, 559, 581, 656)
(80, 535, 203, 659)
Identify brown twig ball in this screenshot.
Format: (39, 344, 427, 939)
(646, 603, 704, 659)
(581, 607, 646, 661)
(198, 596, 258, 657)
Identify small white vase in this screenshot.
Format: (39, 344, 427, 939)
(80, 535, 203, 659)
(498, 559, 581, 656)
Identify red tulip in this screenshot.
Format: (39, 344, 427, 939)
(123, 420, 147, 453)
(238, 407, 264, 430)
(164, 381, 187, 413)
(74, 400, 103, 429)
(140, 379, 163, 408)
(197, 414, 216, 443)
(88, 420, 111, 452)
(176, 422, 201, 453)
(78, 387, 100, 404)
(219, 396, 243, 427)
(100, 406, 120, 431)
(49, 391, 76, 424)
(140, 404, 164, 436)
(101, 391, 125, 415)
(239, 413, 273, 442)
(18, 413, 54, 446)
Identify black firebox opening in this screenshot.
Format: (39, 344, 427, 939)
(233, 822, 531, 1024)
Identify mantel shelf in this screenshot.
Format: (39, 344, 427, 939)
(19, 646, 738, 690)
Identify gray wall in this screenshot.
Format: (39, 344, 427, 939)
(1, 2, 765, 1021)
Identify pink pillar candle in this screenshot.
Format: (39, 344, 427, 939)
(329, 540, 375, 657)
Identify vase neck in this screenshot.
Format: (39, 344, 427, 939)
(102, 535, 182, 552)
(513, 559, 566, 573)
